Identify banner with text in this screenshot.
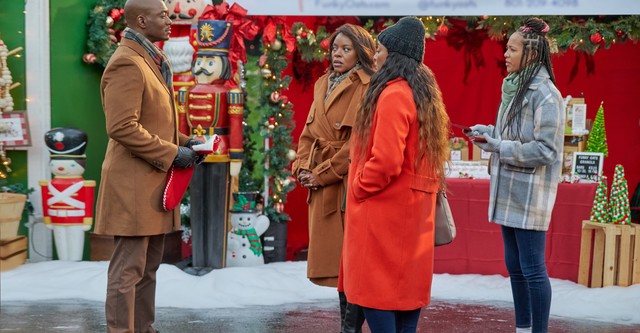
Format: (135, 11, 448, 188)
(231, 0, 640, 16)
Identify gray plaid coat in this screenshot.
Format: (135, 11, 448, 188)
(486, 68, 565, 231)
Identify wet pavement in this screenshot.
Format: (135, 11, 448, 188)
(1, 299, 639, 332)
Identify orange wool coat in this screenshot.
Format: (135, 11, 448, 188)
(94, 39, 189, 236)
(292, 69, 371, 284)
(340, 78, 438, 310)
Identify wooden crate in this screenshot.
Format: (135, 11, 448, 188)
(1, 236, 28, 271)
(578, 221, 640, 287)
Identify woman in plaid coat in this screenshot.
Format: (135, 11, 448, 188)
(468, 18, 564, 333)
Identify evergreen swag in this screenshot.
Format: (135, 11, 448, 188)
(85, 3, 640, 68)
(84, 0, 126, 67)
(242, 35, 297, 223)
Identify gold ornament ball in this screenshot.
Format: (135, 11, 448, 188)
(261, 67, 272, 78)
(287, 149, 296, 161)
(271, 39, 282, 51)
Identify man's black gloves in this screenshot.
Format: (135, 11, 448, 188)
(184, 138, 203, 149)
(174, 146, 199, 168)
(184, 139, 206, 165)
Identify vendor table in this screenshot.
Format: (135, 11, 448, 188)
(435, 179, 597, 282)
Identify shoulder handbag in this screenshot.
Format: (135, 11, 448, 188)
(434, 191, 456, 246)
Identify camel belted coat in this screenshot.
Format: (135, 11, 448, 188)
(292, 68, 371, 285)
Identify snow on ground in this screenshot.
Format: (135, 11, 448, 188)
(2, 260, 639, 325)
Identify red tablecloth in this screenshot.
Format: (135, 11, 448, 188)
(435, 179, 597, 282)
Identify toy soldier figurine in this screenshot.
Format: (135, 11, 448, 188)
(39, 128, 95, 261)
(183, 18, 244, 274)
(161, 0, 211, 134)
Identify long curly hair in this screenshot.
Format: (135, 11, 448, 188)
(353, 52, 451, 187)
(327, 23, 376, 76)
(504, 17, 556, 140)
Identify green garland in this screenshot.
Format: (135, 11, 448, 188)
(85, 6, 640, 67)
(287, 16, 640, 61)
(257, 36, 297, 223)
(478, 15, 640, 54)
(242, 33, 297, 223)
(291, 22, 330, 62)
(84, 0, 126, 67)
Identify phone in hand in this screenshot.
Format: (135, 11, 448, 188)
(453, 123, 487, 143)
(452, 123, 472, 134)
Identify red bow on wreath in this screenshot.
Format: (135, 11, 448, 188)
(199, 3, 259, 65)
(446, 18, 487, 84)
(259, 16, 296, 53)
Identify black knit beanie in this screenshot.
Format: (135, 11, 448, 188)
(377, 16, 425, 63)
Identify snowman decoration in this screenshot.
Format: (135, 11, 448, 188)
(226, 192, 270, 267)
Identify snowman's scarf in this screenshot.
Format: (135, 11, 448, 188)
(233, 228, 262, 255)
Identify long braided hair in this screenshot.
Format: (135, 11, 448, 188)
(504, 17, 555, 140)
(353, 52, 450, 187)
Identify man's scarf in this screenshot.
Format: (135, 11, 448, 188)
(122, 27, 173, 91)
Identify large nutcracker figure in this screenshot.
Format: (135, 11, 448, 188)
(184, 17, 244, 274)
(39, 128, 95, 261)
(162, 0, 211, 134)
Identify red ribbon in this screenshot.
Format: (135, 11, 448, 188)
(445, 19, 487, 84)
(259, 16, 296, 53)
(199, 3, 259, 65)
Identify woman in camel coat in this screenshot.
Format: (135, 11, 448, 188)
(292, 23, 375, 333)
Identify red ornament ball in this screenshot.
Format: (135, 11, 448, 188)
(259, 55, 267, 67)
(320, 38, 330, 51)
(83, 53, 97, 64)
(109, 8, 122, 21)
(268, 117, 276, 125)
(590, 32, 603, 44)
(300, 31, 308, 39)
(270, 91, 280, 104)
(437, 25, 449, 36)
(274, 202, 284, 213)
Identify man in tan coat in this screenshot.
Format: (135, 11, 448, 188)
(94, 0, 200, 332)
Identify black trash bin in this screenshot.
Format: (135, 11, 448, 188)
(261, 221, 288, 263)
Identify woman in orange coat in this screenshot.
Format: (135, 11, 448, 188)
(292, 23, 375, 333)
(340, 17, 450, 332)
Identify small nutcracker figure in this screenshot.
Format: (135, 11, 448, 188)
(39, 128, 95, 261)
(183, 16, 244, 273)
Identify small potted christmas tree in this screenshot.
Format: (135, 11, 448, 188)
(608, 164, 631, 225)
(590, 176, 610, 223)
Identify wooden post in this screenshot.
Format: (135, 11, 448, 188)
(618, 225, 633, 286)
(591, 228, 605, 287)
(578, 221, 593, 286)
(632, 224, 640, 285)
